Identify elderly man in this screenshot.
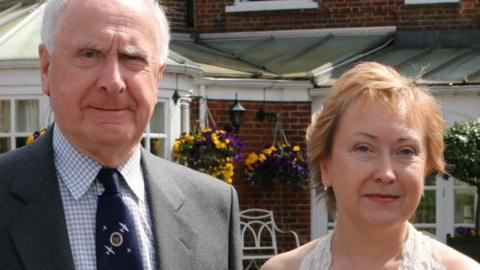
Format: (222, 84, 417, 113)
(0, 0, 241, 270)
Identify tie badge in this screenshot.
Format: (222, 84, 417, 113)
(110, 232, 124, 247)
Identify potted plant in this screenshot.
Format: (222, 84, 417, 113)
(25, 127, 48, 144)
(244, 144, 308, 187)
(173, 127, 243, 184)
(444, 119, 480, 261)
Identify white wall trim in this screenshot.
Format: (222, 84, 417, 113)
(309, 85, 480, 97)
(0, 59, 39, 69)
(193, 77, 313, 101)
(198, 27, 397, 40)
(405, 0, 459, 4)
(200, 77, 313, 88)
(429, 85, 480, 95)
(226, 0, 318, 13)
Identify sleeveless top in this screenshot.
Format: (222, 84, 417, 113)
(299, 224, 446, 270)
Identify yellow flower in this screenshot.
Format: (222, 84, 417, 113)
(25, 135, 35, 144)
(174, 140, 181, 151)
(293, 145, 301, 152)
(223, 163, 234, 183)
(259, 154, 266, 161)
(245, 153, 258, 166)
(263, 145, 277, 155)
(184, 133, 194, 142)
(225, 162, 234, 170)
(211, 133, 226, 149)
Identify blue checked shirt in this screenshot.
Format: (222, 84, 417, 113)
(53, 126, 157, 270)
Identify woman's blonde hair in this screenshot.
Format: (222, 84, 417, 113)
(306, 62, 446, 211)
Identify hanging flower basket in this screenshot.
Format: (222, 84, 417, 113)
(244, 143, 308, 186)
(25, 128, 48, 144)
(447, 226, 480, 262)
(173, 128, 243, 184)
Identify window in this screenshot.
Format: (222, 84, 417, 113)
(412, 175, 437, 235)
(226, 0, 318, 13)
(454, 179, 477, 227)
(0, 98, 39, 153)
(405, 0, 459, 4)
(323, 174, 479, 243)
(142, 101, 168, 158)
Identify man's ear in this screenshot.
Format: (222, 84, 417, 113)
(156, 64, 165, 84)
(38, 44, 51, 96)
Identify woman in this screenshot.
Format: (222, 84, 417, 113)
(262, 62, 480, 270)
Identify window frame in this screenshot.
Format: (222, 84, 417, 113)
(226, 0, 318, 13)
(142, 99, 169, 159)
(405, 0, 459, 5)
(0, 97, 42, 153)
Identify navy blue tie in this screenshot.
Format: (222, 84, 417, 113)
(95, 168, 143, 270)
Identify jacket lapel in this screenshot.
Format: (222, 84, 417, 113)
(141, 150, 197, 270)
(7, 127, 75, 270)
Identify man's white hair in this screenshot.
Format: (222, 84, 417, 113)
(40, 0, 170, 65)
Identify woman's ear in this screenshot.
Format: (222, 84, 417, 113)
(320, 159, 330, 186)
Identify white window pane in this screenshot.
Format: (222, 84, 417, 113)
(454, 179, 472, 186)
(150, 103, 165, 134)
(455, 190, 476, 224)
(0, 137, 10, 153)
(15, 100, 39, 132)
(0, 100, 11, 132)
(16, 136, 28, 149)
(414, 190, 436, 223)
(150, 138, 165, 157)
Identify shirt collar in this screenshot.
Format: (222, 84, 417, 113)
(117, 147, 144, 202)
(52, 125, 144, 202)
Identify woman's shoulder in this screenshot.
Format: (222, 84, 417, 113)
(428, 237, 480, 270)
(260, 239, 320, 270)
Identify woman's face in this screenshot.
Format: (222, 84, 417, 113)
(321, 97, 428, 227)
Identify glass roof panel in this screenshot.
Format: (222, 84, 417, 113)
(396, 48, 471, 80)
(318, 47, 425, 84)
(172, 34, 389, 78)
(424, 49, 480, 82)
(270, 35, 381, 75)
(0, 4, 35, 38)
(171, 41, 263, 75)
(200, 37, 272, 57)
(236, 36, 325, 66)
(0, 6, 42, 60)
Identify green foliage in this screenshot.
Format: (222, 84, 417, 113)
(444, 119, 480, 187)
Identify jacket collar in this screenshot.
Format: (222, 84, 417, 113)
(8, 125, 75, 270)
(141, 148, 197, 270)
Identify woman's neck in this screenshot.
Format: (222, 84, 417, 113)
(330, 217, 409, 269)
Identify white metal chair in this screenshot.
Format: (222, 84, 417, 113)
(240, 208, 300, 270)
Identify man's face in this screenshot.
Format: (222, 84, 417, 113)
(39, 0, 164, 159)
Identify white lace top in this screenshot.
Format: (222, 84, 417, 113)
(299, 224, 446, 270)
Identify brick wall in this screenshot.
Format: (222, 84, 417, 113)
(162, 0, 190, 32)
(192, 0, 479, 33)
(191, 99, 312, 255)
